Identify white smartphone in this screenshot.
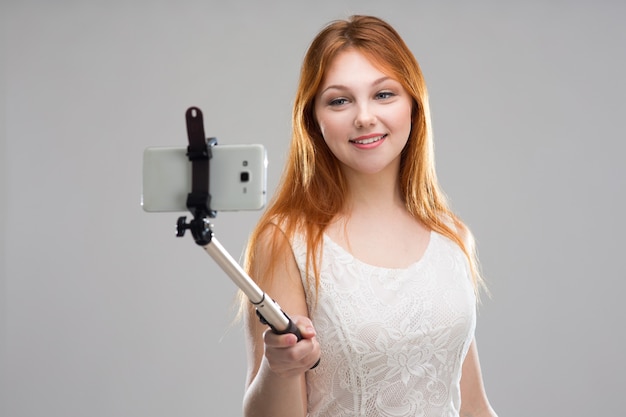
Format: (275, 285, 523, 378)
(142, 144, 267, 212)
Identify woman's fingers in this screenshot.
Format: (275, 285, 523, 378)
(262, 315, 320, 377)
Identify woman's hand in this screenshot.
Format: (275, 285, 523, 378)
(262, 315, 320, 378)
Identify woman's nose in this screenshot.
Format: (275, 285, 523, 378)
(354, 103, 376, 128)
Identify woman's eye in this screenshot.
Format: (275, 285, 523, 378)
(376, 91, 395, 100)
(329, 97, 348, 106)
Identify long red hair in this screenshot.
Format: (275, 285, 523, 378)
(243, 15, 483, 309)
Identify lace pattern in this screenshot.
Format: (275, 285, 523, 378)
(290, 232, 476, 417)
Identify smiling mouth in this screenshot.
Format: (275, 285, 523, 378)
(349, 134, 387, 145)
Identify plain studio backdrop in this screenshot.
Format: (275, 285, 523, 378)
(1, 1, 625, 416)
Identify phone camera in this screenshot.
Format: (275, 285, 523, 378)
(240, 172, 250, 182)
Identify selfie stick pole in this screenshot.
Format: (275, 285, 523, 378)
(175, 107, 304, 341)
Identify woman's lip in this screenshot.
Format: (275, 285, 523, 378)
(351, 133, 386, 142)
(349, 134, 387, 147)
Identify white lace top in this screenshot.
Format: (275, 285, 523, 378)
(290, 231, 476, 417)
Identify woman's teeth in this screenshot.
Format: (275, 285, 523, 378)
(351, 134, 386, 144)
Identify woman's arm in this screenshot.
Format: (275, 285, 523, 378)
(242, 227, 319, 417)
(460, 338, 498, 417)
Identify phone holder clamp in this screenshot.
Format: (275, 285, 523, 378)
(175, 106, 217, 246)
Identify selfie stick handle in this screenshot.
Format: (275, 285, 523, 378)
(201, 229, 302, 339)
(176, 217, 302, 338)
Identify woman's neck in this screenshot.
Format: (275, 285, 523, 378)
(341, 166, 405, 215)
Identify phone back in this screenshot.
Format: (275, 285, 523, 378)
(142, 144, 267, 212)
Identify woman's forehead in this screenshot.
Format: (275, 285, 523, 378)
(320, 49, 399, 88)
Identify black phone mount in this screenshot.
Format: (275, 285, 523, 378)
(175, 107, 217, 245)
(175, 108, 319, 370)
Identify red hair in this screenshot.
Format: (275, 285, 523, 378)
(243, 15, 483, 309)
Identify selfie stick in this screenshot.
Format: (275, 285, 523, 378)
(175, 107, 303, 341)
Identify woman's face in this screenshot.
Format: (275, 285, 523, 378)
(314, 49, 413, 177)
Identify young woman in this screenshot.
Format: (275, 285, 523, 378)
(240, 15, 497, 417)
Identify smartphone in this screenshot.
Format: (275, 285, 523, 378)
(142, 144, 267, 212)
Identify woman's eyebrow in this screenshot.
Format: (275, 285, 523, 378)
(319, 76, 393, 95)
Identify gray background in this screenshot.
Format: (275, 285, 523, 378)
(2, 1, 625, 416)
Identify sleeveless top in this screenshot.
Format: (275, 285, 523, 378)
(290, 231, 476, 417)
